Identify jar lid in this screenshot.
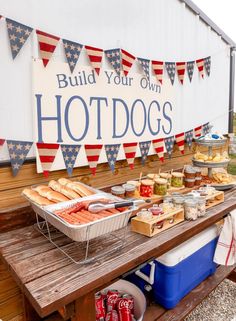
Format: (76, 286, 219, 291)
(147, 173, 159, 179)
(111, 186, 125, 194)
(160, 173, 171, 179)
(154, 178, 168, 184)
(184, 178, 195, 182)
(122, 183, 136, 191)
(184, 199, 197, 206)
(184, 167, 196, 174)
(195, 177, 202, 180)
(193, 167, 202, 173)
(172, 172, 184, 178)
(174, 197, 184, 204)
(141, 179, 154, 186)
(127, 180, 141, 187)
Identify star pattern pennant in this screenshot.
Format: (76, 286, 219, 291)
(61, 144, 81, 176)
(204, 56, 211, 77)
(165, 62, 176, 85)
(7, 140, 33, 176)
(139, 141, 151, 165)
(187, 61, 195, 82)
(104, 144, 120, 172)
(62, 39, 83, 73)
(203, 122, 210, 135)
(105, 49, 121, 75)
(6, 18, 33, 59)
(185, 130, 194, 149)
(164, 136, 175, 158)
(137, 58, 150, 80)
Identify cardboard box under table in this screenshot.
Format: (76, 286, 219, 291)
(125, 225, 219, 309)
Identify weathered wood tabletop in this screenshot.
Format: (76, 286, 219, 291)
(0, 188, 236, 321)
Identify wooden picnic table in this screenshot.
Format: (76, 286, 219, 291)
(0, 188, 236, 321)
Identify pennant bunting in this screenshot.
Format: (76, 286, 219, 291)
(204, 56, 211, 76)
(176, 62, 186, 85)
(152, 138, 164, 162)
(137, 58, 150, 79)
(187, 61, 195, 82)
(175, 132, 185, 154)
(61, 144, 81, 176)
(165, 62, 176, 85)
(104, 48, 121, 75)
(123, 143, 137, 169)
(194, 125, 202, 137)
(185, 130, 194, 149)
(84, 144, 103, 175)
(0, 139, 5, 147)
(104, 144, 120, 172)
(164, 136, 175, 158)
(6, 18, 33, 59)
(62, 39, 83, 73)
(203, 122, 210, 135)
(196, 58, 205, 79)
(36, 30, 60, 67)
(152, 60, 164, 84)
(85, 45, 103, 75)
(139, 141, 151, 165)
(36, 143, 59, 177)
(121, 49, 135, 76)
(7, 140, 33, 176)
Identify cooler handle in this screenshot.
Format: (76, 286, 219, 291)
(135, 261, 155, 285)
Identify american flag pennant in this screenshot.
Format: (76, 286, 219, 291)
(121, 49, 135, 76)
(36, 30, 60, 67)
(187, 61, 195, 82)
(105, 144, 120, 172)
(204, 56, 211, 76)
(123, 142, 137, 169)
(62, 39, 83, 73)
(175, 132, 185, 154)
(6, 18, 33, 59)
(176, 62, 186, 85)
(139, 141, 151, 165)
(185, 130, 194, 149)
(164, 136, 175, 158)
(152, 138, 164, 162)
(105, 49, 121, 76)
(196, 58, 205, 79)
(194, 125, 202, 137)
(203, 122, 210, 135)
(85, 45, 103, 75)
(152, 60, 164, 85)
(165, 62, 176, 85)
(7, 140, 33, 176)
(137, 58, 150, 80)
(36, 143, 59, 177)
(61, 144, 81, 176)
(84, 144, 103, 175)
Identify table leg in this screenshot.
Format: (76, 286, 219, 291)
(23, 295, 41, 321)
(72, 291, 96, 321)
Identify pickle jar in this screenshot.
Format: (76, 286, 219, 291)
(160, 173, 172, 186)
(140, 179, 154, 197)
(154, 178, 168, 195)
(171, 172, 184, 188)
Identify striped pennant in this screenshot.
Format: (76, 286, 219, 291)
(185, 130, 194, 149)
(7, 140, 33, 176)
(121, 49, 135, 76)
(203, 122, 210, 135)
(105, 144, 120, 172)
(62, 39, 83, 73)
(0, 139, 5, 148)
(105, 48, 121, 76)
(165, 62, 176, 85)
(139, 141, 151, 165)
(123, 142, 137, 169)
(84, 144, 103, 175)
(61, 144, 81, 176)
(36, 143, 59, 177)
(204, 56, 211, 77)
(152, 138, 164, 162)
(152, 60, 164, 85)
(194, 126, 202, 137)
(85, 45, 103, 75)
(176, 62, 186, 85)
(196, 58, 204, 79)
(187, 61, 195, 82)
(137, 58, 150, 80)
(36, 30, 60, 67)
(164, 136, 175, 158)
(175, 132, 185, 154)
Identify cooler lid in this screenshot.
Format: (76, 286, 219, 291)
(156, 225, 219, 267)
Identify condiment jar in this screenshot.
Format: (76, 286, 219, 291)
(184, 199, 198, 221)
(154, 178, 168, 195)
(160, 173, 172, 186)
(171, 172, 184, 188)
(137, 208, 153, 220)
(173, 197, 185, 209)
(122, 184, 136, 198)
(184, 167, 196, 179)
(127, 180, 141, 191)
(193, 167, 202, 178)
(195, 176, 202, 186)
(184, 178, 195, 188)
(140, 179, 154, 197)
(111, 186, 125, 198)
(195, 196, 206, 217)
(147, 173, 159, 180)
(149, 205, 164, 229)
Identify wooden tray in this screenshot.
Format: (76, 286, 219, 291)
(206, 191, 224, 209)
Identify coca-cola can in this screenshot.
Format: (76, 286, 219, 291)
(117, 297, 132, 321)
(122, 294, 134, 315)
(105, 310, 119, 321)
(95, 292, 106, 321)
(106, 289, 119, 311)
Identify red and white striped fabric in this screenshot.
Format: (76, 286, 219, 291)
(121, 49, 135, 76)
(152, 60, 164, 84)
(123, 143, 137, 169)
(84, 144, 103, 175)
(36, 143, 59, 177)
(176, 62, 186, 85)
(152, 138, 164, 162)
(85, 45, 103, 75)
(194, 126, 202, 137)
(36, 30, 60, 67)
(196, 58, 205, 79)
(175, 132, 185, 154)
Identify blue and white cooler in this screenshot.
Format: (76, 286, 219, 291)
(125, 225, 219, 309)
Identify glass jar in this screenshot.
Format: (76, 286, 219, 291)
(136, 208, 153, 220)
(140, 179, 154, 197)
(111, 186, 125, 198)
(171, 172, 184, 187)
(184, 178, 195, 188)
(196, 196, 206, 217)
(149, 205, 164, 229)
(122, 184, 136, 198)
(184, 199, 198, 220)
(160, 173, 172, 186)
(154, 178, 168, 195)
(194, 176, 202, 186)
(184, 167, 196, 179)
(147, 173, 159, 180)
(193, 167, 202, 178)
(173, 197, 185, 209)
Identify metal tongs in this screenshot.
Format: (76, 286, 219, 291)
(88, 199, 145, 213)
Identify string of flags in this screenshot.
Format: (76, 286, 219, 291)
(1, 15, 212, 84)
(0, 123, 210, 177)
